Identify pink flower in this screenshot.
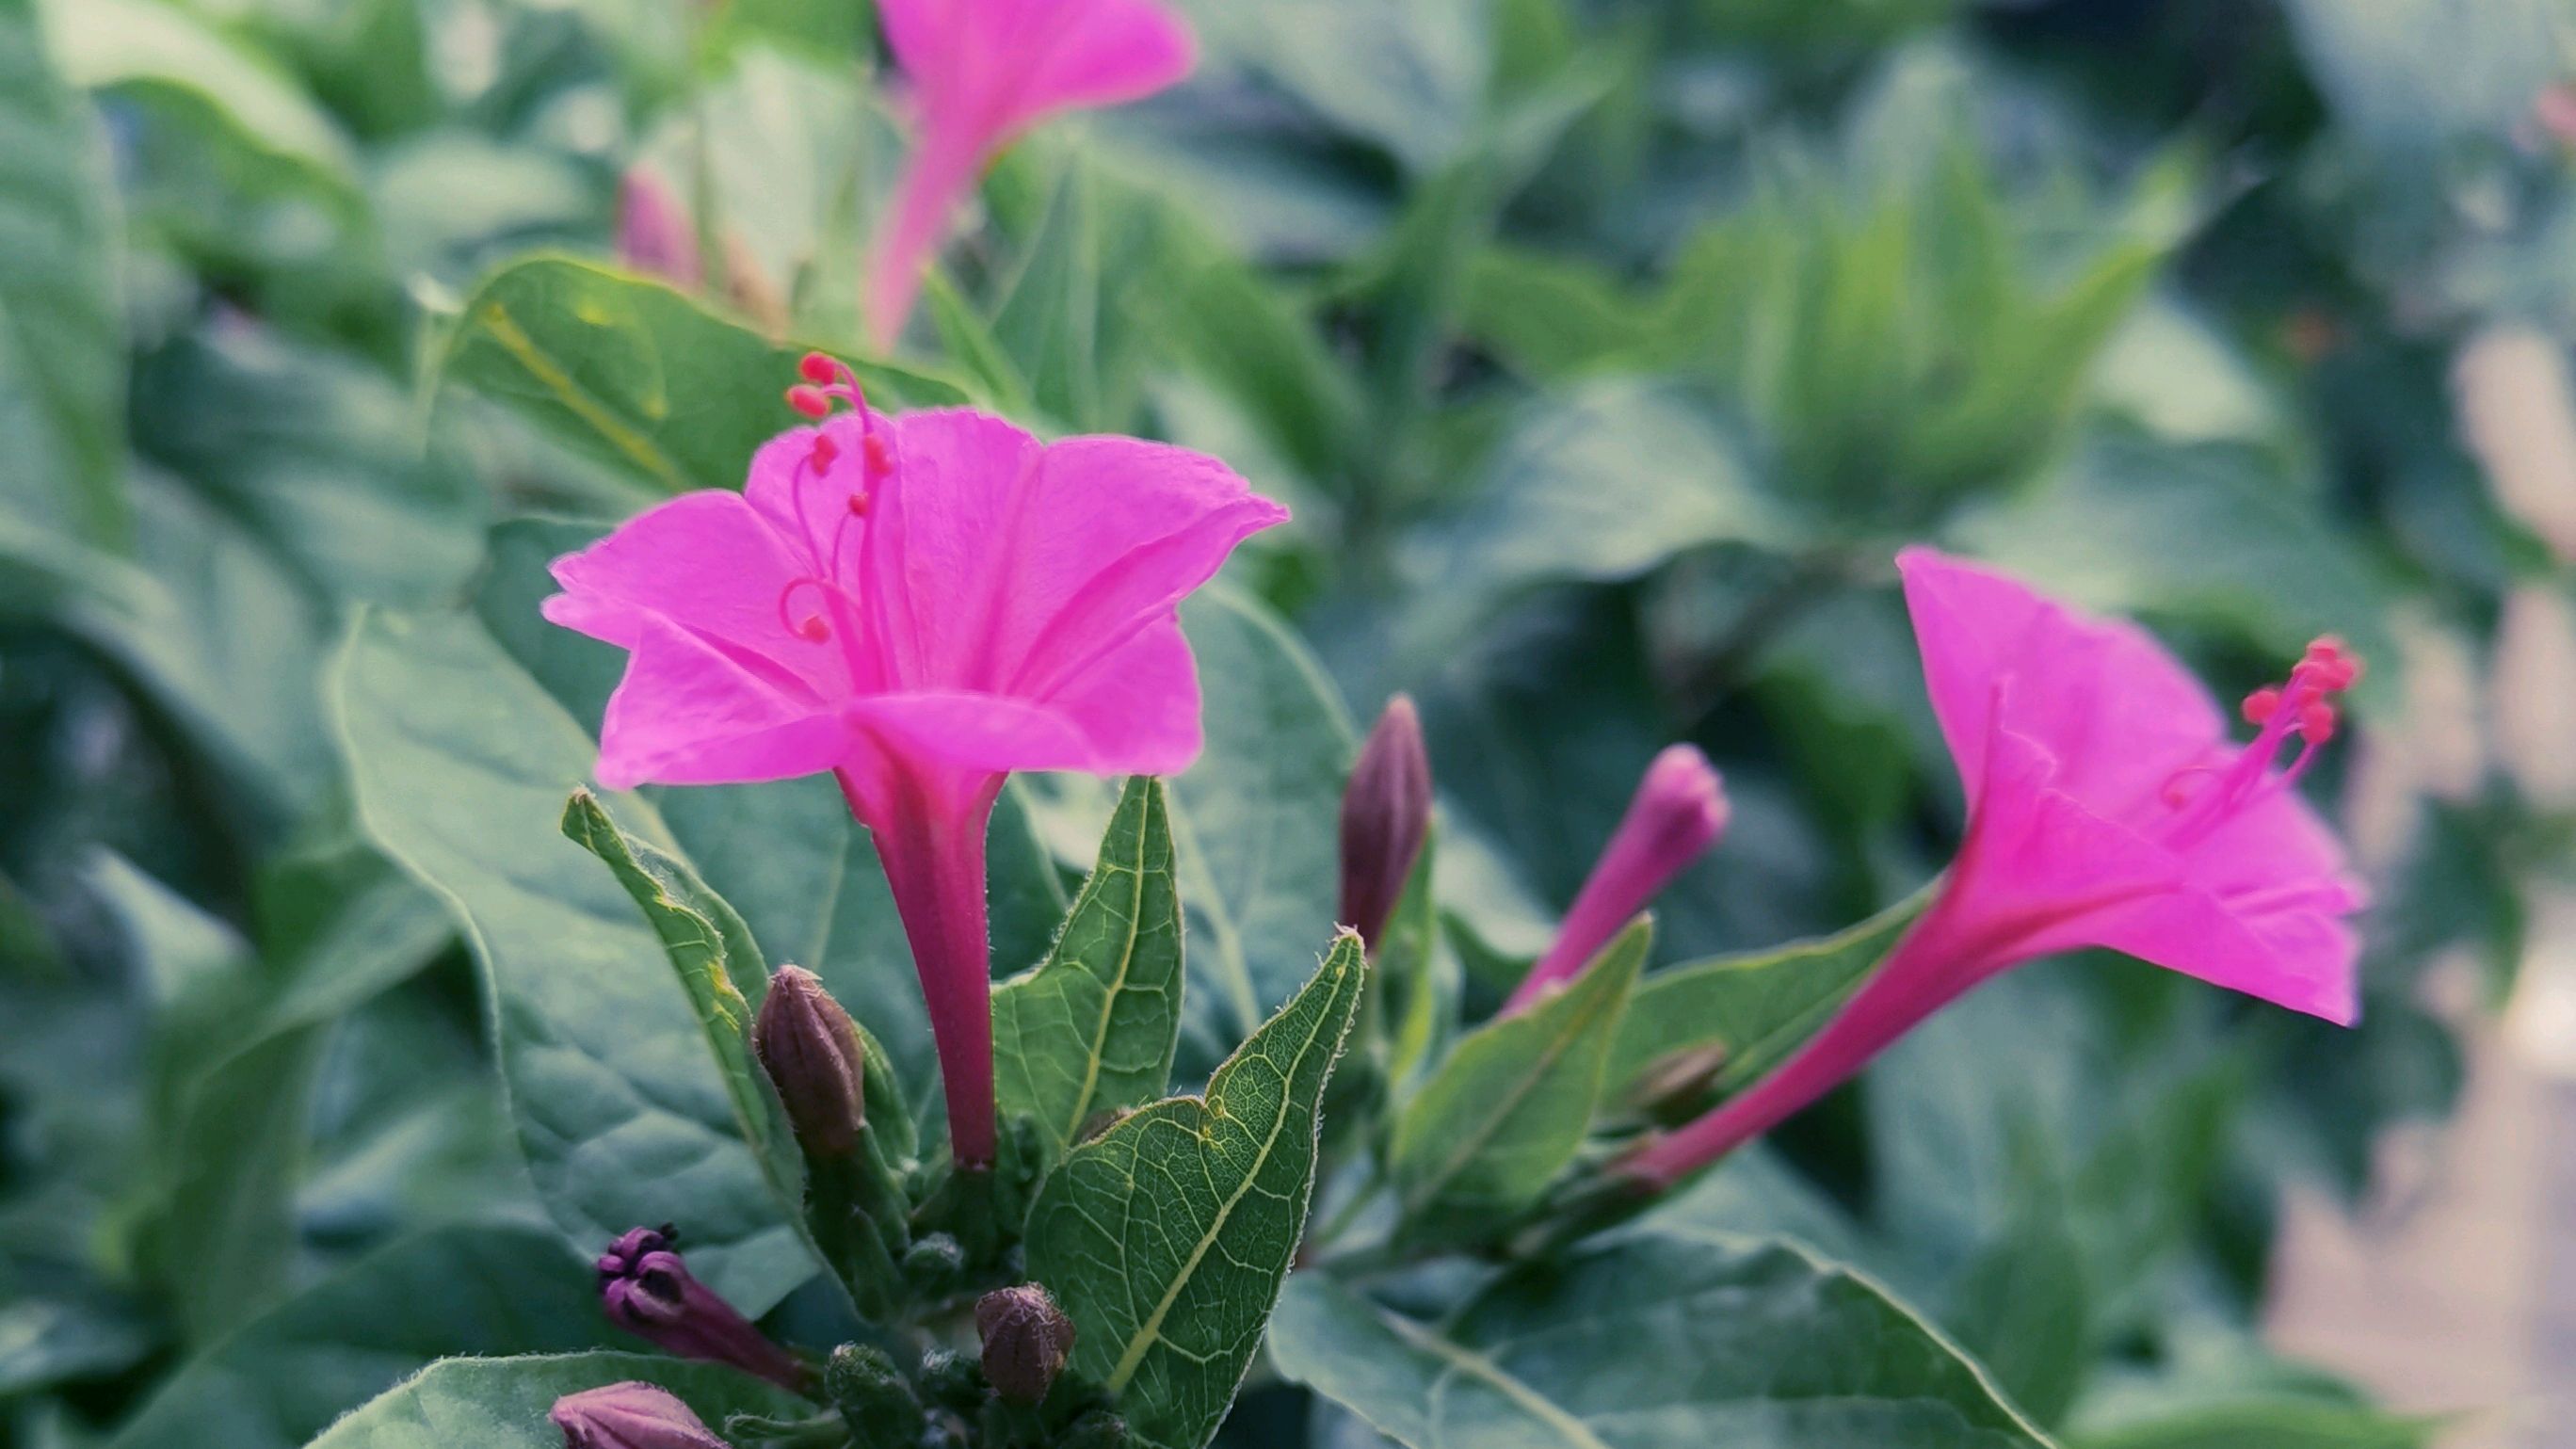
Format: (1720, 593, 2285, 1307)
(1621, 548, 2368, 1188)
(864, 0, 1196, 347)
(615, 165, 701, 288)
(1504, 746, 1729, 1014)
(542, 358, 1285, 1165)
(551, 1381, 728, 1449)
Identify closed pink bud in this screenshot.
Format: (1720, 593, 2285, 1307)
(1505, 745, 1728, 1014)
(615, 166, 701, 288)
(752, 966, 866, 1157)
(975, 1284, 1076, 1404)
(1338, 695, 1432, 952)
(550, 1382, 727, 1449)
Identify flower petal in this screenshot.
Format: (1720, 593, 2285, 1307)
(1041, 615, 1204, 777)
(883, 0, 1195, 143)
(596, 616, 851, 790)
(1898, 546, 2223, 814)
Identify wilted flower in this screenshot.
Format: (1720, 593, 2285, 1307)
(596, 1225, 809, 1392)
(864, 0, 1195, 346)
(550, 1382, 727, 1449)
(543, 360, 1284, 1164)
(1338, 695, 1432, 952)
(1503, 745, 1728, 1013)
(751, 965, 867, 1157)
(1620, 549, 2367, 1187)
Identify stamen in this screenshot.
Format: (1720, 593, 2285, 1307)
(799, 351, 840, 386)
(785, 385, 831, 419)
(2159, 636, 2361, 848)
(776, 578, 834, 642)
(812, 434, 839, 474)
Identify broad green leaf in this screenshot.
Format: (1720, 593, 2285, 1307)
(107, 1225, 605, 1449)
(1406, 383, 1795, 641)
(1166, 588, 1356, 1061)
(2073, 1402, 2439, 1449)
(131, 331, 486, 606)
(1271, 1230, 2055, 1449)
(330, 607, 809, 1312)
(303, 1352, 807, 1449)
(992, 778, 1184, 1153)
(1603, 893, 1926, 1116)
(1389, 918, 1646, 1236)
(40, 0, 355, 181)
(436, 255, 970, 497)
(0, 0, 125, 547)
(1026, 934, 1367, 1449)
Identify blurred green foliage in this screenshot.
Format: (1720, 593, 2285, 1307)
(6, 0, 2575, 1445)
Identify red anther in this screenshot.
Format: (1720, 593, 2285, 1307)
(811, 434, 839, 472)
(862, 432, 894, 473)
(786, 385, 832, 419)
(2299, 700, 2338, 743)
(846, 491, 869, 517)
(792, 615, 829, 642)
(2241, 686, 2282, 725)
(800, 352, 840, 385)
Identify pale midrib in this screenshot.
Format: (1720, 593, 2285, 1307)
(1064, 817, 1153, 1141)
(470, 302, 686, 492)
(1377, 1309, 1612, 1449)
(1104, 968, 1344, 1393)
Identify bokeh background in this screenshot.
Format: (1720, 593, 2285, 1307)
(4, 0, 2575, 1446)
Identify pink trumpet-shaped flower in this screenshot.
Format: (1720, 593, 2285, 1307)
(864, 0, 1196, 347)
(1503, 746, 1729, 1015)
(1621, 549, 2368, 1188)
(543, 358, 1285, 1165)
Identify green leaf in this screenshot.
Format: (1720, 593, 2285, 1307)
(1271, 1230, 2056, 1449)
(1026, 934, 1367, 1449)
(1407, 383, 1795, 642)
(1389, 918, 1647, 1237)
(330, 607, 809, 1312)
(302, 1352, 807, 1449)
(0, 0, 125, 547)
(107, 1225, 606, 1449)
(1167, 588, 1356, 1060)
(1603, 892, 1927, 1117)
(559, 790, 792, 1182)
(40, 0, 355, 181)
(993, 777, 1185, 1154)
(2072, 1401, 2440, 1449)
(436, 255, 970, 498)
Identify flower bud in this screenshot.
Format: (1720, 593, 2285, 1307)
(916, 1347, 985, 1412)
(752, 966, 867, 1157)
(549, 1382, 727, 1449)
(1505, 745, 1728, 1014)
(975, 1284, 1076, 1405)
(1338, 694, 1432, 952)
(614, 166, 701, 288)
(825, 1344, 926, 1443)
(597, 1225, 810, 1393)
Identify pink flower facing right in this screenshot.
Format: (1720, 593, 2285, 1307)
(1621, 549, 2368, 1189)
(865, 0, 1195, 346)
(544, 360, 1283, 1167)
(1503, 745, 1729, 1015)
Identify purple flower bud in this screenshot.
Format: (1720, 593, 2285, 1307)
(616, 165, 701, 287)
(1505, 745, 1728, 1014)
(597, 1225, 809, 1393)
(549, 1382, 727, 1449)
(1338, 694, 1432, 952)
(974, 1284, 1076, 1404)
(752, 966, 867, 1157)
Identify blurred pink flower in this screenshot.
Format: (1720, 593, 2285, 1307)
(543, 357, 1284, 1164)
(1622, 548, 2367, 1188)
(615, 166, 702, 288)
(865, 0, 1196, 347)
(1503, 745, 1727, 1014)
